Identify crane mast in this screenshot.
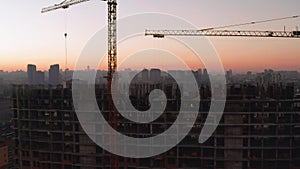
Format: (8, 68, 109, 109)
(42, 0, 119, 168)
(107, 1, 118, 169)
(145, 29, 300, 38)
(107, 0, 117, 78)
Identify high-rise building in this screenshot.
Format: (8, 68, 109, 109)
(27, 64, 36, 85)
(226, 69, 233, 78)
(196, 69, 202, 79)
(202, 68, 209, 83)
(12, 79, 300, 169)
(36, 71, 45, 85)
(49, 64, 60, 85)
(150, 68, 162, 83)
(141, 69, 149, 82)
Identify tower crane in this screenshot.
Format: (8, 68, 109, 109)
(41, 1, 299, 167)
(144, 16, 300, 151)
(42, 0, 118, 168)
(145, 29, 300, 38)
(145, 15, 300, 38)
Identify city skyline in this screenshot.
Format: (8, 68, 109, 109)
(2, 63, 300, 73)
(3, 64, 300, 73)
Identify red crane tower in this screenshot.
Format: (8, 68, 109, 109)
(42, 0, 118, 168)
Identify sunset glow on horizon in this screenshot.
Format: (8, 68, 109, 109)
(1, 1, 300, 72)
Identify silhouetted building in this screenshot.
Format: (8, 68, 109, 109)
(226, 69, 233, 78)
(49, 64, 60, 85)
(141, 69, 149, 82)
(27, 64, 36, 85)
(202, 68, 209, 83)
(150, 68, 162, 83)
(196, 69, 202, 80)
(36, 71, 45, 85)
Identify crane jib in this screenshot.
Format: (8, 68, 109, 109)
(145, 30, 300, 38)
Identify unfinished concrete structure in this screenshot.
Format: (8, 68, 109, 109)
(12, 80, 300, 169)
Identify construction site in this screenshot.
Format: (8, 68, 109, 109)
(9, 0, 300, 169)
(12, 73, 300, 169)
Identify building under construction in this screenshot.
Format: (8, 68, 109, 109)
(12, 75, 300, 169)
(35, 1, 300, 168)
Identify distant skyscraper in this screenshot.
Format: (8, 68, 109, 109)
(27, 64, 36, 85)
(197, 69, 202, 77)
(141, 69, 149, 82)
(202, 68, 209, 82)
(150, 68, 161, 83)
(226, 69, 233, 79)
(36, 71, 45, 84)
(193, 69, 202, 82)
(49, 64, 60, 85)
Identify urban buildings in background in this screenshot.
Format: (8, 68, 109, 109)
(27, 64, 61, 85)
(1, 66, 300, 87)
(10, 68, 300, 169)
(49, 64, 60, 86)
(27, 64, 36, 85)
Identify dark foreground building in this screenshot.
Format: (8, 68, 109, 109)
(12, 81, 300, 169)
(0, 141, 9, 169)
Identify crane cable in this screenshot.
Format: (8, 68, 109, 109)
(201, 14, 300, 31)
(64, 10, 68, 72)
(64, 33, 68, 71)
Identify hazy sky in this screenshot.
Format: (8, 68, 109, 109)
(0, 0, 300, 72)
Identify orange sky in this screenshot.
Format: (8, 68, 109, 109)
(2, 37, 299, 72)
(0, 38, 300, 71)
(1, 1, 300, 72)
